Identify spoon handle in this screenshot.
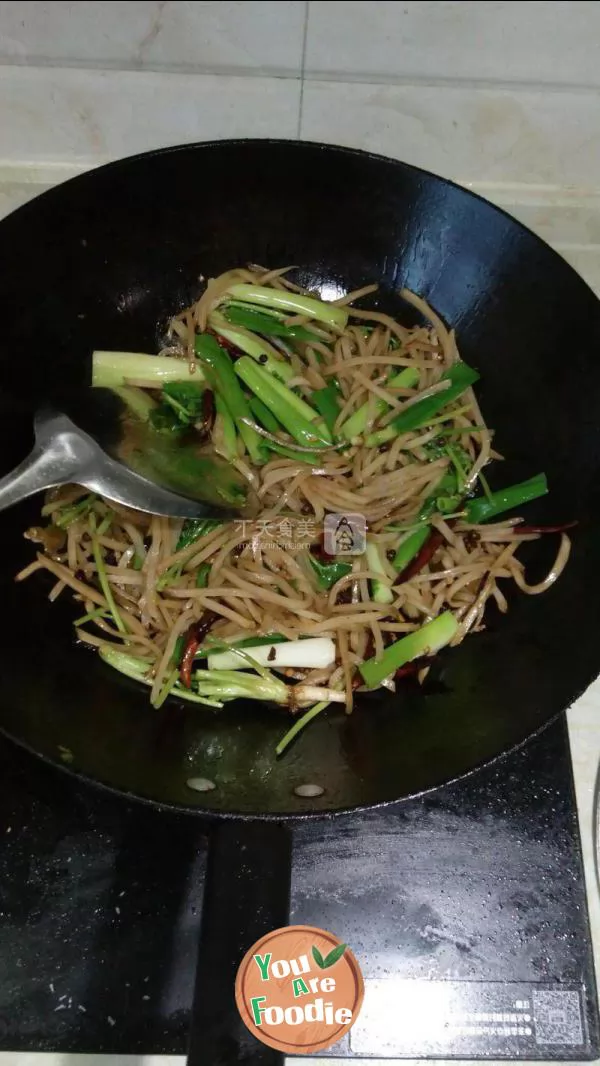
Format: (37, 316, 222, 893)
(0, 437, 79, 512)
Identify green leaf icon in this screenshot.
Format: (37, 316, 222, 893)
(311, 945, 326, 969)
(323, 943, 347, 968)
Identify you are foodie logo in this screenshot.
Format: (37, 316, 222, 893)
(235, 925, 364, 1054)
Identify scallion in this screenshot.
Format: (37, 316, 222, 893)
(340, 367, 419, 441)
(466, 473, 548, 524)
(234, 357, 331, 448)
(92, 351, 204, 388)
(312, 383, 341, 435)
(276, 701, 330, 757)
(224, 283, 349, 330)
(194, 334, 264, 464)
(365, 541, 394, 604)
(221, 303, 317, 343)
(208, 311, 294, 381)
(359, 612, 458, 688)
(308, 554, 352, 590)
(366, 362, 479, 446)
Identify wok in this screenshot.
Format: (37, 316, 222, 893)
(0, 140, 599, 1064)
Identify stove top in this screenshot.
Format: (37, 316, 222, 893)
(0, 716, 597, 1060)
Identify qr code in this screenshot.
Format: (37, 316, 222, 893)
(533, 990, 583, 1045)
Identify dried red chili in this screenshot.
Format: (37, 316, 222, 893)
(395, 528, 445, 584)
(517, 520, 578, 535)
(179, 609, 219, 689)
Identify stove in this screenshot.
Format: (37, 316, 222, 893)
(0, 715, 597, 1060)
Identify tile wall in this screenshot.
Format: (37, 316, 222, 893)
(0, 1, 598, 284)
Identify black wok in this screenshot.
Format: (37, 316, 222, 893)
(0, 140, 599, 1064)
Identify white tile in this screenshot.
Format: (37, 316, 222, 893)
(305, 1, 600, 88)
(0, 1, 306, 77)
(469, 186, 600, 249)
(0, 66, 300, 164)
(300, 80, 600, 189)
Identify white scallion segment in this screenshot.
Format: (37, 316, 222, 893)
(92, 351, 204, 388)
(207, 637, 335, 672)
(224, 284, 349, 329)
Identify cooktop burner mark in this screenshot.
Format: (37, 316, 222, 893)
(0, 715, 597, 1059)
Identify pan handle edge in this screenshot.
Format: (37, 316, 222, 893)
(187, 819, 292, 1066)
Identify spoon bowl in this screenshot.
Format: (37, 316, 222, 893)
(0, 388, 253, 519)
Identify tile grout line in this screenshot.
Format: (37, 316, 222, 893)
(0, 57, 599, 97)
(296, 0, 310, 139)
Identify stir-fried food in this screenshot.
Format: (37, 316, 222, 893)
(18, 265, 572, 755)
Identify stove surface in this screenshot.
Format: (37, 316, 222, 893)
(0, 716, 597, 1059)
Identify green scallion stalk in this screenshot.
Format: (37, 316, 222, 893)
(249, 395, 281, 434)
(55, 494, 96, 529)
(153, 667, 179, 710)
(386, 362, 479, 436)
(195, 563, 211, 588)
(208, 311, 294, 382)
(465, 473, 548, 524)
(276, 701, 330, 757)
(392, 525, 430, 571)
(110, 385, 157, 422)
(90, 527, 127, 634)
(99, 648, 151, 680)
(224, 283, 349, 330)
(96, 511, 114, 537)
(176, 518, 223, 552)
(340, 367, 419, 441)
(477, 469, 495, 505)
(308, 554, 352, 590)
(213, 393, 238, 462)
(359, 612, 458, 689)
(365, 541, 394, 604)
(263, 440, 320, 465)
(92, 351, 205, 388)
(234, 357, 331, 447)
(250, 359, 331, 431)
(192, 668, 345, 706)
(365, 363, 479, 446)
(226, 301, 333, 343)
(98, 647, 222, 707)
(364, 424, 396, 447)
(192, 668, 290, 704)
(221, 303, 318, 343)
(312, 383, 341, 435)
(437, 423, 486, 438)
(156, 564, 182, 591)
(194, 334, 264, 464)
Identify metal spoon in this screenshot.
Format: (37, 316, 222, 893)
(0, 390, 254, 519)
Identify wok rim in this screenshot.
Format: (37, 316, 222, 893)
(0, 137, 597, 818)
(0, 711, 563, 822)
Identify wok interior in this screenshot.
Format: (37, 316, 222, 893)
(0, 140, 599, 815)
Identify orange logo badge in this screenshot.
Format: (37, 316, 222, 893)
(235, 924, 364, 1054)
